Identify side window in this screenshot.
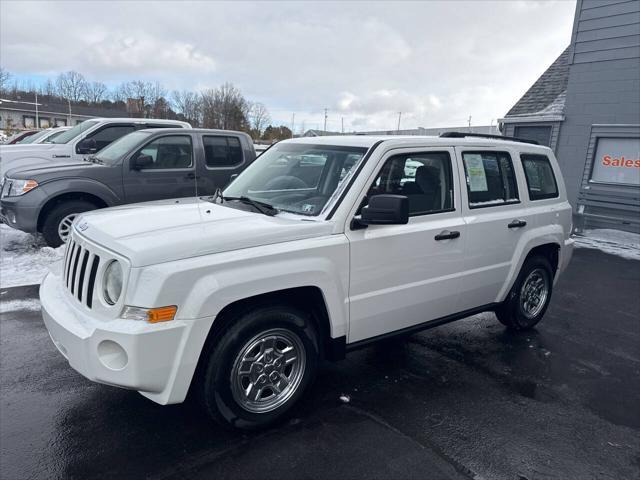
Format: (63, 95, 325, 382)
(87, 125, 135, 151)
(462, 151, 519, 208)
(521, 154, 559, 200)
(134, 136, 193, 169)
(367, 152, 454, 216)
(203, 136, 244, 167)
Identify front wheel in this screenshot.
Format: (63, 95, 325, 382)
(196, 305, 319, 430)
(496, 255, 554, 331)
(41, 200, 99, 247)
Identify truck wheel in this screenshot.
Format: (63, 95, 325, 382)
(496, 255, 554, 331)
(197, 305, 319, 430)
(41, 200, 99, 247)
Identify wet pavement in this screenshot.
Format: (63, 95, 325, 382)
(1, 248, 639, 480)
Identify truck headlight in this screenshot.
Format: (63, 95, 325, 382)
(103, 260, 123, 305)
(6, 179, 38, 197)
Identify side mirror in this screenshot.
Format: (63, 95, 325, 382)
(359, 194, 409, 226)
(132, 154, 153, 170)
(76, 138, 97, 154)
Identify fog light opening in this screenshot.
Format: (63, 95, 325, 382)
(97, 340, 128, 370)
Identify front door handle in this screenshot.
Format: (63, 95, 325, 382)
(434, 230, 460, 241)
(508, 219, 527, 229)
(185, 172, 196, 180)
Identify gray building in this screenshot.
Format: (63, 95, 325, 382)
(0, 96, 127, 131)
(501, 0, 639, 233)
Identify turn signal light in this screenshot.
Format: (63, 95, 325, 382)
(147, 306, 178, 323)
(122, 305, 178, 323)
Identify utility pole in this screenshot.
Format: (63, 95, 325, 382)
(68, 98, 72, 125)
(291, 112, 295, 138)
(341, 117, 344, 134)
(323, 108, 328, 133)
(467, 115, 472, 132)
(397, 112, 402, 132)
(35, 91, 39, 129)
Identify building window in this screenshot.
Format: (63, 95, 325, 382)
(39, 118, 51, 128)
(55, 119, 67, 127)
(590, 137, 640, 186)
(23, 116, 36, 128)
(514, 125, 552, 147)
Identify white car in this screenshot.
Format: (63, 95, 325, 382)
(40, 132, 574, 429)
(0, 118, 191, 176)
(13, 126, 72, 144)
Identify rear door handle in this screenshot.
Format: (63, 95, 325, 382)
(185, 172, 196, 179)
(508, 219, 527, 229)
(434, 230, 460, 241)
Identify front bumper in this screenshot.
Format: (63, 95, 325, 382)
(40, 270, 213, 404)
(0, 191, 44, 233)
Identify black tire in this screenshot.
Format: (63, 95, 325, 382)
(496, 255, 554, 331)
(196, 305, 319, 430)
(41, 200, 99, 247)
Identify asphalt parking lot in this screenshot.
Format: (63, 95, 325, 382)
(1, 247, 639, 480)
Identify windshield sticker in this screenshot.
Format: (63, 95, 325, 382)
(301, 204, 316, 214)
(465, 154, 488, 192)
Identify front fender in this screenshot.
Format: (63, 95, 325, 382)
(39, 178, 121, 207)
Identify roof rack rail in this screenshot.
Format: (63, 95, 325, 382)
(439, 131, 539, 145)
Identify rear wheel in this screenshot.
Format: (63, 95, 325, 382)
(41, 200, 99, 247)
(196, 305, 319, 430)
(496, 255, 554, 331)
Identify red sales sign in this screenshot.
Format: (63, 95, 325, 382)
(591, 138, 640, 186)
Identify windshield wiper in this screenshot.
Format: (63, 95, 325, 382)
(222, 196, 278, 216)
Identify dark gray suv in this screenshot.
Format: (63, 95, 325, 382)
(0, 128, 256, 246)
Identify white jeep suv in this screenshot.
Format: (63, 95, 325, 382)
(40, 133, 574, 429)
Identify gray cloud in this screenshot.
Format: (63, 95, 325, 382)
(1, 1, 576, 131)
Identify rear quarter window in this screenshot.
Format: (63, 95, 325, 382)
(521, 154, 559, 200)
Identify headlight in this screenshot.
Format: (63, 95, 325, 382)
(103, 261, 123, 305)
(5, 179, 38, 197)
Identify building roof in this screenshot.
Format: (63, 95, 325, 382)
(505, 46, 570, 118)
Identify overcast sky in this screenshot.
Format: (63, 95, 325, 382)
(1, 0, 576, 132)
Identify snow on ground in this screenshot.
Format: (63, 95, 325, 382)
(1, 224, 64, 288)
(573, 229, 640, 261)
(0, 298, 41, 313)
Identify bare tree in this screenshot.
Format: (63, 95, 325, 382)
(116, 80, 167, 117)
(83, 81, 108, 104)
(171, 90, 202, 126)
(55, 71, 87, 103)
(201, 83, 249, 131)
(0, 67, 11, 94)
(248, 102, 271, 138)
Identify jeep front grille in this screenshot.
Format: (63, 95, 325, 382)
(63, 238, 101, 309)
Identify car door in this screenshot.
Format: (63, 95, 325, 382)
(122, 133, 198, 203)
(345, 147, 467, 343)
(73, 124, 136, 161)
(196, 134, 247, 195)
(454, 147, 534, 311)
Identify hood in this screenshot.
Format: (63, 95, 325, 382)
(0, 143, 72, 177)
(6, 161, 98, 180)
(76, 198, 334, 267)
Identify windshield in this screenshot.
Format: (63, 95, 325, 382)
(94, 131, 151, 165)
(17, 130, 50, 144)
(44, 129, 67, 142)
(50, 120, 100, 144)
(223, 142, 367, 216)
